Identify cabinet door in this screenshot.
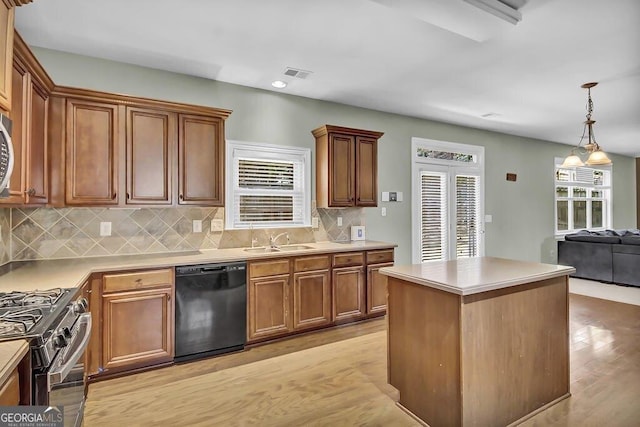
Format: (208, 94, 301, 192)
(66, 99, 120, 205)
(356, 136, 377, 207)
(0, 368, 19, 406)
(328, 133, 356, 207)
(102, 287, 173, 372)
(126, 107, 175, 205)
(367, 262, 392, 314)
(0, 3, 13, 113)
(248, 274, 290, 341)
(24, 78, 48, 204)
(332, 266, 365, 321)
(3, 57, 26, 204)
(86, 276, 102, 378)
(292, 269, 331, 330)
(178, 114, 224, 205)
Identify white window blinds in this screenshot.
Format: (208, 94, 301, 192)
(420, 171, 448, 262)
(455, 175, 480, 258)
(226, 140, 311, 229)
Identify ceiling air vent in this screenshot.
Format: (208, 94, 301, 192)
(283, 67, 313, 79)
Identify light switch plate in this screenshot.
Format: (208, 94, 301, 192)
(337, 216, 343, 226)
(100, 222, 112, 237)
(381, 192, 390, 202)
(312, 217, 319, 229)
(381, 207, 387, 216)
(192, 220, 202, 233)
(210, 219, 224, 232)
(485, 214, 493, 223)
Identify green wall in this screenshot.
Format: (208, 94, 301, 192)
(32, 47, 637, 265)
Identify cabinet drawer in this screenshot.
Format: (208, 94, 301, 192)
(366, 249, 394, 264)
(294, 255, 330, 272)
(333, 252, 364, 267)
(103, 268, 174, 293)
(249, 259, 290, 278)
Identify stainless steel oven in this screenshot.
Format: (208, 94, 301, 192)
(33, 312, 91, 427)
(0, 288, 90, 427)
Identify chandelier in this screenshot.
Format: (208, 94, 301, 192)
(560, 82, 612, 168)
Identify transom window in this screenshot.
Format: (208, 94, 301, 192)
(226, 140, 311, 229)
(554, 160, 612, 235)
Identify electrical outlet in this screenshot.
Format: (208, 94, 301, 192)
(192, 220, 203, 233)
(381, 207, 387, 216)
(210, 219, 223, 232)
(100, 222, 112, 237)
(337, 216, 343, 227)
(312, 217, 319, 229)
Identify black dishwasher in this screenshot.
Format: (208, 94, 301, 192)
(174, 262, 247, 362)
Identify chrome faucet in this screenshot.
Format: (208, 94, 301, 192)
(269, 232, 290, 248)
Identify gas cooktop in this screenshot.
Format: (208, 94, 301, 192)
(0, 288, 76, 341)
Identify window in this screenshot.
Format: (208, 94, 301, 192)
(226, 140, 311, 229)
(554, 160, 611, 235)
(412, 138, 484, 263)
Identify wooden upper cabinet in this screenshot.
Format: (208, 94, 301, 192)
(178, 114, 224, 206)
(126, 107, 175, 205)
(355, 136, 377, 207)
(25, 78, 47, 203)
(329, 133, 355, 207)
(65, 98, 120, 205)
(0, 2, 14, 113)
(1, 32, 52, 206)
(313, 125, 383, 208)
(4, 55, 25, 203)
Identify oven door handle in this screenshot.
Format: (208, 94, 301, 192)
(47, 313, 92, 391)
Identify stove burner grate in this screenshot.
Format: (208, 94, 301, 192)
(0, 288, 64, 309)
(0, 307, 44, 336)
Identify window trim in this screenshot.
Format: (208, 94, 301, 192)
(225, 140, 311, 230)
(553, 157, 612, 236)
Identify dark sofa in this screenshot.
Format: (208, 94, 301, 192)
(557, 229, 640, 287)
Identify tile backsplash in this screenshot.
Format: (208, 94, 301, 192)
(0, 209, 10, 265)
(6, 205, 365, 262)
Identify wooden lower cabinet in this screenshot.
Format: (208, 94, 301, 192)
(0, 369, 20, 406)
(247, 250, 393, 343)
(367, 263, 392, 314)
(102, 287, 173, 372)
(88, 268, 174, 378)
(332, 266, 365, 322)
(247, 274, 290, 341)
(292, 269, 331, 330)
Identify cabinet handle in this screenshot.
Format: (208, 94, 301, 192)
(24, 188, 36, 196)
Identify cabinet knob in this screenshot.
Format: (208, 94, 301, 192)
(112, 193, 117, 199)
(126, 193, 130, 199)
(24, 188, 36, 196)
(179, 194, 184, 200)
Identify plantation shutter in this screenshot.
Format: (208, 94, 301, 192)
(455, 175, 480, 258)
(233, 158, 305, 227)
(420, 171, 448, 262)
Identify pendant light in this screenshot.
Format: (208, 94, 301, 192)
(560, 82, 612, 168)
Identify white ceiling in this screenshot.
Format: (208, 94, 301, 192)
(14, 0, 640, 157)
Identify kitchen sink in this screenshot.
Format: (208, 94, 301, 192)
(243, 247, 281, 253)
(243, 245, 313, 253)
(276, 245, 313, 251)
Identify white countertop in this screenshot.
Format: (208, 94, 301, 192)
(0, 240, 396, 293)
(380, 256, 575, 296)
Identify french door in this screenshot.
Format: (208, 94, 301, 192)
(411, 139, 484, 263)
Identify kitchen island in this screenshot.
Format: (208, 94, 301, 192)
(380, 257, 575, 427)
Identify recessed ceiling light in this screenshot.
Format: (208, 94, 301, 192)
(271, 80, 287, 89)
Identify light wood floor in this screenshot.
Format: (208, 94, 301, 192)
(84, 294, 640, 426)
